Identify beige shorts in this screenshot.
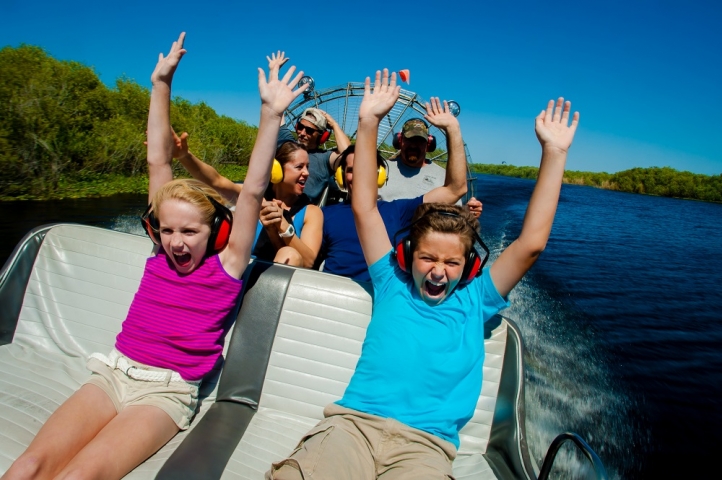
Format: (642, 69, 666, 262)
(267, 403, 457, 480)
(85, 350, 199, 430)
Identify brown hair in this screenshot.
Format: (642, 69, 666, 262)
(276, 141, 306, 167)
(151, 179, 225, 227)
(409, 203, 479, 256)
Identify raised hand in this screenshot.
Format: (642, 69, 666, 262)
(465, 197, 483, 218)
(150, 32, 186, 85)
(258, 57, 307, 116)
(424, 97, 459, 132)
(535, 98, 579, 154)
(358, 69, 400, 122)
(171, 129, 189, 159)
(266, 51, 290, 71)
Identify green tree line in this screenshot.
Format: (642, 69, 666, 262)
(0, 44, 258, 200)
(470, 164, 722, 203)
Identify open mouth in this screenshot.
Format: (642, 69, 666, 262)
(424, 280, 446, 297)
(174, 252, 192, 267)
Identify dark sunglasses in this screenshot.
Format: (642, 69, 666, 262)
(296, 123, 321, 135)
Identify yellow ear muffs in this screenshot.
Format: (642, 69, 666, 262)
(270, 159, 283, 184)
(335, 165, 387, 191)
(335, 166, 346, 191)
(377, 165, 387, 188)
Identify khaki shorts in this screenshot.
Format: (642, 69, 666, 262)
(85, 350, 199, 430)
(267, 404, 457, 480)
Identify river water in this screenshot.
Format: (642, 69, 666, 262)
(1, 175, 721, 479)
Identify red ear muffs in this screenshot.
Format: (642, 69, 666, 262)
(140, 197, 233, 256)
(141, 204, 160, 245)
(391, 210, 490, 286)
(392, 132, 437, 152)
(205, 196, 233, 255)
(394, 237, 412, 273)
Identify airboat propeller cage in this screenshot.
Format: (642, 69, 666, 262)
(284, 80, 475, 202)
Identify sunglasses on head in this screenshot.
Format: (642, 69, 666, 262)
(296, 123, 321, 135)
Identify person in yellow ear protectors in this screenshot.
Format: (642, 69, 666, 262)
(317, 135, 467, 281)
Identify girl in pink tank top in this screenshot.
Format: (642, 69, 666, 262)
(4, 37, 309, 480)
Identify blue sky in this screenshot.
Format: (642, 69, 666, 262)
(2, 0, 721, 175)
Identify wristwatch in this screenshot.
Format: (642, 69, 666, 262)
(279, 224, 295, 238)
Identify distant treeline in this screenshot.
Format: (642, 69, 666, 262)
(0, 44, 259, 199)
(3, 45, 720, 203)
(470, 164, 722, 203)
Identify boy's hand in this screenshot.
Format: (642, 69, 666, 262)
(535, 98, 579, 154)
(266, 51, 290, 70)
(358, 69, 400, 122)
(424, 97, 459, 132)
(151, 32, 187, 85)
(258, 57, 307, 116)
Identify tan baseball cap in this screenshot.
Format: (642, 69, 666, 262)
(301, 108, 327, 131)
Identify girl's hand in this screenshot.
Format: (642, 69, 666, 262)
(535, 98, 579, 154)
(358, 69, 400, 122)
(150, 32, 187, 85)
(258, 59, 307, 116)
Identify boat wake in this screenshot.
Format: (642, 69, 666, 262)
(491, 223, 642, 479)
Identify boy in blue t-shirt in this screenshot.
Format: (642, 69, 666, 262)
(267, 69, 579, 479)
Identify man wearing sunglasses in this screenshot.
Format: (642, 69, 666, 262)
(277, 108, 351, 205)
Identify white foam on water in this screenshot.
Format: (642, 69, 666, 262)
(109, 214, 146, 236)
(490, 219, 639, 479)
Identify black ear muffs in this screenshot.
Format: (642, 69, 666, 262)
(392, 212, 489, 285)
(140, 197, 233, 256)
(392, 132, 437, 152)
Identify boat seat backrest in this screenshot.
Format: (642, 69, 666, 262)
(12, 224, 152, 357)
(257, 266, 508, 455)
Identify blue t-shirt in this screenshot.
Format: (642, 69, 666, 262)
(320, 196, 423, 282)
(338, 251, 510, 448)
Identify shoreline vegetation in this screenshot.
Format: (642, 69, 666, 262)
(2, 45, 720, 203)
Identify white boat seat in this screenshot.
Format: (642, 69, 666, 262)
(158, 262, 537, 479)
(0, 224, 246, 478)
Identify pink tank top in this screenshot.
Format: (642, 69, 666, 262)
(116, 250, 243, 381)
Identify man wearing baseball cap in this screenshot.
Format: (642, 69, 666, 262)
(277, 107, 351, 205)
(379, 103, 482, 217)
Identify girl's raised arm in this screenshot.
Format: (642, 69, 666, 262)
(219, 58, 307, 278)
(352, 69, 401, 266)
(147, 32, 186, 203)
(490, 98, 579, 297)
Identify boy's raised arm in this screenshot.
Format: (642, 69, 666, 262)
(352, 69, 401, 266)
(490, 98, 579, 297)
(147, 32, 186, 203)
(219, 57, 307, 277)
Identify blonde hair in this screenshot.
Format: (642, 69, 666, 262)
(409, 203, 479, 256)
(151, 179, 225, 227)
